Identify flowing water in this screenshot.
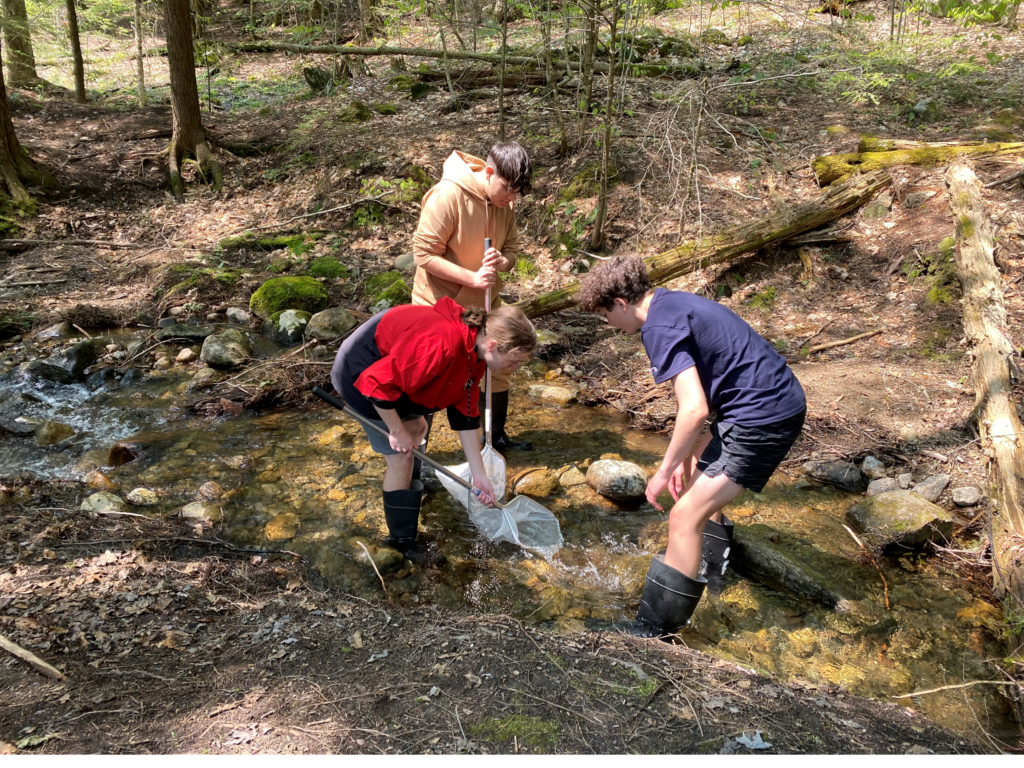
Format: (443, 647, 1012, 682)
(1, 332, 1016, 743)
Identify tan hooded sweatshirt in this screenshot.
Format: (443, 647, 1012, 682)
(411, 151, 520, 309)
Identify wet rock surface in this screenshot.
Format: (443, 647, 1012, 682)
(803, 460, 867, 492)
(200, 328, 253, 369)
(34, 420, 76, 446)
(586, 459, 647, 500)
(846, 490, 954, 548)
(513, 469, 561, 498)
(81, 492, 127, 513)
(155, 324, 216, 342)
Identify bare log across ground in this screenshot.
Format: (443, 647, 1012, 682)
(812, 141, 1024, 186)
(515, 168, 891, 318)
(946, 159, 1024, 621)
(229, 41, 702, 79)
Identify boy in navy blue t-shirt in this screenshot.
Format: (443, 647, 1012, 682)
(578, 256, 806, 638)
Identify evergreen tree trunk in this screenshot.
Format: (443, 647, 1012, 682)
(0, 40, 43, 207)
(165, 0, 221, 200)
(2, 0, 38, 87)
(134, 0, 146, 107)
(65, 0, 87, 102)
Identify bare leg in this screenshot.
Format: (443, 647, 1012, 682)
(383, 453, 415, 492)
(664, 471, 745, 578)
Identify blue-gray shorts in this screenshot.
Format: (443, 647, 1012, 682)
(696, 410, 806, 493)
(361, 413, 433, 456)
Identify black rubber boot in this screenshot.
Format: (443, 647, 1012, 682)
(623, 555, 707, 640)
(490, 389, 534, 452)
(700, 515, 734, 595)
(382, 480, 445, 568)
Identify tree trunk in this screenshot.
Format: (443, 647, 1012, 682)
(229, 41, 703, 79)
(358, 0, 373, 43)
(946, 159, 1024, 638)
(812, 142, 1024, 186)
(134, 0, 146, 107)
(2, 0, 38, 87)
(164, 0, 221, 200)
(515, 168, 891, 318)
(579, 0, 598, 123)
(542, 0, 568, 156)
(0, 39, 44, 208)
(590, 0, 619, 251)
(497, 0, 507, 141)
(65, 0, 87, 103)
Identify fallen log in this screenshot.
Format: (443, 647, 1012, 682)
(515, 168, 891, 318)
(856, 137, 982, 153)
(946, 159, 1024, 624)
(812, 141, 1024, 186)
(229, 41, 702, 79)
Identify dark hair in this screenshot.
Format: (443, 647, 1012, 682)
(577, 256, 652, 311)
(486, 142, 533, 195)
(462, 304, 537, 355)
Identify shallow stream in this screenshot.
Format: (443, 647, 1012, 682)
(1, 331, 1016, 743)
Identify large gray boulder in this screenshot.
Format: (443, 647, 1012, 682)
(304, 307, 357, 342)
(803, 460, 867, 492)
(200, 328, 253, 369)
(261, 310, 311, 346)
(586, 459, 647, 501)
(846, 490, 954, 549)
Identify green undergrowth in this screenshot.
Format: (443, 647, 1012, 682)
(468, 714, 559, 751)
(363, 270, 410, 307)
(902, 236, 958, 306)
(161, 263, 244, 299)
(746, 285, 777, 312)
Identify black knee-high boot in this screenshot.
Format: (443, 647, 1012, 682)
(628, 555, 707, 640)
(381, 480, 445, 568)
(700, 515, 734, 595)
(490, 389, 533, 452)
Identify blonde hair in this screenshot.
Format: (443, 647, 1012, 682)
(462, 304, 537, 355)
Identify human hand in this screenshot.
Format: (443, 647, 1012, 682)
(472, 473, 496, 507)
(472, 263, 497, 290)
(669, 460, 692, 502)
(646, 469, 671, 511)
(483, 247, 508, 272)
(388, 427, 420, 453)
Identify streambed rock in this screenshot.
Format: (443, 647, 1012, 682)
(846, 490, 954, 549)
(127, 488, 159, 506)
(353, 539, 405, 573)
(81, 492, 128, 514)
(84, 470, 119, 492)
(558, 466, 587, 489)
(528, 384, 580, 406)
(866, 477, 899, 497)
(35, 420, 75, 446)
(586, 459, 647, 501)
(226, 307, 251, 325)
(249, 276, 329, 320)
(860, 456, 887, 479)
(261, 309, 311, 346)
(200, 328, 253, 370)
(952, 486, 982, 507)
(181, 501, 223, 522)
(45, 338, 107, 380)
(305, 308, 357, 341)
(155, 324, 216, 343)
(514, 469, 561, 498)
(911, 473, 949, 503)
(188, 366, 220, 391)
(803, 460, 867, 492)
(265, 512, 300, 540)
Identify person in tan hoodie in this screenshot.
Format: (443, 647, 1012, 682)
(411, 142, 535, 451)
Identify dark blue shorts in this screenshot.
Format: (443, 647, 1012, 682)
(696, 410, 806, 493)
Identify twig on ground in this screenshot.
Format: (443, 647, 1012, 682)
(983, 167, 1024, 189)
(842, 524, 891, 611)
(356, 540, 390, 601)
(892, 680, 1020, 699)
(0, 634, 67, 680)
(225, 192, 396, 236)
(0, 239, 144, 249)
(808, 328, 883, 354)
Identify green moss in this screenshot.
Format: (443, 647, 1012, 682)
(559, 162, 617, 202)
(747, 285, 777, 311)
(958, 214, 975, 240)
(363, 270, 410, 306)
(409, 82, 437, 101)
(736, 35, 753, 46)
(218, 232, 323, 256)
(468, 715, 559, 751)
(826, 125, 851, 137)
(249, 276, 330, 320)
(700, 28, 731, 46)
(388, 74, 417, 91)
(306, 257, 348, 279)
(163, 266, 244, 298)
(813, 142, 1024, 186)
(373, 102, 398, 115)
(339, 100, 372, 122)
(925, 285, 954, 305)
(514, 257, 538, 278)
(268, 309, 313, 326)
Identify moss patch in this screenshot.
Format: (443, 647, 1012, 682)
(746, 285, 777, 311)
(249, 276, 330, 319)
(339, 100, 372, 122)
(218, 231, 323, 256)
(813, 142, 1024, 186)
(559, 162, 617, 202)
(468, 715, 559, 751)
(306, 257, 348, 279)
(363, 270, 410, 307)
(162, 265, 244, 299)
(373, 102, 398, 115)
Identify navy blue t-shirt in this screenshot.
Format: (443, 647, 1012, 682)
(640, 288, 805, 426)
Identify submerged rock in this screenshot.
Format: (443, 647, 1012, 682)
(200, 328, 253, 370)
(514, 469, 561, 498)
(35, 420, 76, 446)
(911, 473, 949, 503)
(305, 307, 357, 341)
(0, 415, 34, 437)
(846, 490, 954, 549)
(81, 492, 128, 514)
(85, 367, 119, 390)
(197, 481, 225, 500)
(176, 348, 197, 363)
(558, 466, 587, 489)
(84, 470, 119, 492)
(181, 501, 222, 521)
(36, 321, 74, 340)
(528, 384, 580, 406)
(45, 338, 107, 381)
(127, 488, 160, 506)
(860, 456, 887, 479)
(265, 512, 300, 540)
(155, 324, 216, 342)
(12, 359, 76, 385)
(803, 460, 867, 492)
(188, 366, 220, 391)
(586, 459, 647, 501)
(866, 477, 899, 497)
(261, 309, 311, 346)
(353, 539, 405, 573)
(952, 486, 982, 507)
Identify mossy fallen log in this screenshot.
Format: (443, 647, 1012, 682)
(855, 137, 989, 153)
(946, 159, 1024, 629)
(515, 168, 891, 319)
(812, 142, 1024, 186)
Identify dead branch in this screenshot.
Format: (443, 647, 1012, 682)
(0, 634, 67, 680)
(807, 328, 883, 353)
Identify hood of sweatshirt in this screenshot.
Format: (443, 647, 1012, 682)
(440, 151, 489, 202)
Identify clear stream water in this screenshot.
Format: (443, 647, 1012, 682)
(1, 335, 1016, 743)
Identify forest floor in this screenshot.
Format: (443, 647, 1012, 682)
(2, 0, 1024, 754)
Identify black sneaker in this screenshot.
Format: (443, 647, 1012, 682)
(494, 434, 534, 452)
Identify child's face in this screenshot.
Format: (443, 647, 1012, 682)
(484, 166, 517, 208)
(598, 299, 642, 334)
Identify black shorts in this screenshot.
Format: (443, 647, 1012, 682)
(696, 410, 806, 493)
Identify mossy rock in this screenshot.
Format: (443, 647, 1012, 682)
(558, 161, 617, 202)
(388, 74, 417, 91)
(736, 34, 754, 46)
(340, 150, 385, 174)
(306, 257, 348, 279)
(267, 258, 292, 274)
(971, 125, 1017, 142)
(657, 35, 698, 58)
(249, 276, 329, 320)
(339, 100, 372, 122)
(825, 125, 851, 137)
(163, 266, 245, 299)
(362, 270, 410, 307)
(403, 164, 433, 187)
(993, 108, 1022, 128)
(409, 82, 437, 101)
(373, 102, 398, 115)
(700, 28, 731, 46)
(218, 231, 323, 256)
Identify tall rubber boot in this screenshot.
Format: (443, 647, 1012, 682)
(626, 555, 707, 640)
(490, 389, 534, 452)
(381, 480, 445, 568)
(700, 515, 734, 595)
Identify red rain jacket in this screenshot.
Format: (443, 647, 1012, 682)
(354, 296, 485, 420)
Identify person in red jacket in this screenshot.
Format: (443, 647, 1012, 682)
(330, 296, 537, 565)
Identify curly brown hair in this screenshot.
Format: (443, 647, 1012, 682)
(577, 256, 652, 311)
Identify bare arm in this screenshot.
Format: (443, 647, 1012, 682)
(458, 429, 496, 506)
(645, 366, 709, 511)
